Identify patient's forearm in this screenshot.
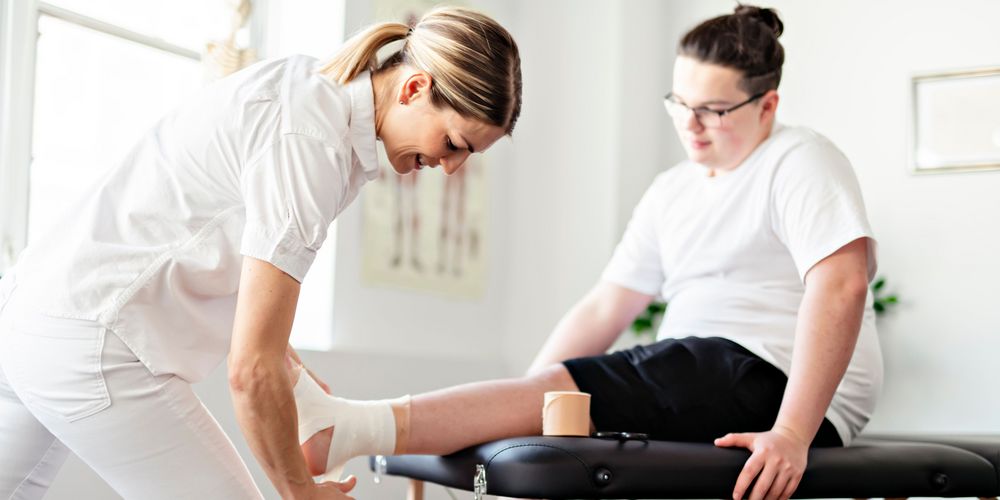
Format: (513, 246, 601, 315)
(528, 311, 618, 374)
(775, 276, 867, 443)
(528, 283, 652, 374)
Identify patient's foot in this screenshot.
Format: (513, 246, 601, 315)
(287, 360, 403, 480)
(285, 362, 336, 475)
(302, 425, 334, 475)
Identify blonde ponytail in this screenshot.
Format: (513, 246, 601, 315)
(319, 22, 410, 85)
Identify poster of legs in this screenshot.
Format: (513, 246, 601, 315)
(362, 154, 489, 299)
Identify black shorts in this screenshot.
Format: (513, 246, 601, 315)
(563, 336, 842, 447)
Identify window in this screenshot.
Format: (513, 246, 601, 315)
(1, 0, 344, 351)
(29, 14, 203, 239)
(0, 0, 342, 351)
(1, 0, 224, 270)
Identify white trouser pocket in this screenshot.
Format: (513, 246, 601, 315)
(5, 313, 111, 422)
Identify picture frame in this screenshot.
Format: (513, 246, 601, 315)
(910, 66, 1000, 174)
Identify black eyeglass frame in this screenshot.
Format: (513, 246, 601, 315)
(663, 91, 767, 127)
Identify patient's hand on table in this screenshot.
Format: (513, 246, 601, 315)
(714, 427, 808, 500)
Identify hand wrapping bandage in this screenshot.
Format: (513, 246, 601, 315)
(292, 368, 397, 482)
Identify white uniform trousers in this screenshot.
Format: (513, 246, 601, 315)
(0, 291, 264, 499)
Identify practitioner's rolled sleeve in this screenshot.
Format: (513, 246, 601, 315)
(240, 133, 348, 282)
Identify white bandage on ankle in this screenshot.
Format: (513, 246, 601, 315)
(292, 369, 397, 482)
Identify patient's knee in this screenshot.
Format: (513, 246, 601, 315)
(530, 363, 579, 392)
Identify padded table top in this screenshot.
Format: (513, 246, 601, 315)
(371, 435, 1000, 499)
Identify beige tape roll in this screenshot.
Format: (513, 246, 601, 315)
(542, 391, 591, 437)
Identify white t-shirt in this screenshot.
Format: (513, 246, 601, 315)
(602, 123, 882, 445)
(5, 55, 379, 382)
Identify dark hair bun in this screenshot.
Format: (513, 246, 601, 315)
(734, 4, 783, 38)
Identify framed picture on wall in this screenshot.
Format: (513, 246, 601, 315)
(910, 66, 1000, 174)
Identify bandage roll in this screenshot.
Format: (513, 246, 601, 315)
(542, 391, 591, 437)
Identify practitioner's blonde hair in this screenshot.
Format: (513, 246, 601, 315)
(319, 6, 522, 135)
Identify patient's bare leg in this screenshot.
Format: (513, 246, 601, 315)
(294, 363, 580, 475)
(407, 364, 580, 455)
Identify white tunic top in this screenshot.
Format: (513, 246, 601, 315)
(4, 55, 379, 382)
(602, 123, 882, 445)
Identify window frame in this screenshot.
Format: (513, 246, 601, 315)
(0, 0, 265, 274)
(0, 0, 38, 274)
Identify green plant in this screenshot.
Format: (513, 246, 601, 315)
(631, 301, 667, 338)
(871, 276, 899, 315)
(630, 275, 899, 337)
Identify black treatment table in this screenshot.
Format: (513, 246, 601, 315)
(369, 434, 1000, 499)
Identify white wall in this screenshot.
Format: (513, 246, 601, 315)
(499, 0, 680, 373)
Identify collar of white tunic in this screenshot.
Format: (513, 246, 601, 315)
(344, 71, 380, 181)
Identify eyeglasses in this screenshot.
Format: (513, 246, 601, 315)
(663, 92, 765, 128)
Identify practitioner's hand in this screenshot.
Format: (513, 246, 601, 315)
(305, 474, 357, 499)
(305, 366, 331, 395)
(714, 426, 809, 500)
(286, 345, 331, 394)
